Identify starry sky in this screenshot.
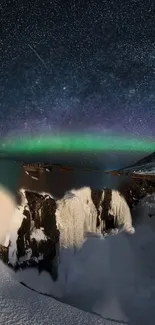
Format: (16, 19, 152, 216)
(1, 0, 155, 140)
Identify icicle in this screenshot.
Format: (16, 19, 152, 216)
(109, 190, 135, 234)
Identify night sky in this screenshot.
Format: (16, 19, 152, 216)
(1, 0, 155, 139)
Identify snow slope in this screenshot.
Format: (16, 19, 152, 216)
(0, 260, 122, 325)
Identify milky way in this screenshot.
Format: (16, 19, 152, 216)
(1, 0, 155, 139)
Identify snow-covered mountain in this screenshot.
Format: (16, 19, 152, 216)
(0, 185, 136, 323)
(0, 161, 155, 324)
(0, 168, 155, 323)
(1, 192, 155, 324)
(0, 187, 134, 279)
(119, 151, 155, 176)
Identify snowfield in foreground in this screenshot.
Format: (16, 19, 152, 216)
(0, 260, 121, 325)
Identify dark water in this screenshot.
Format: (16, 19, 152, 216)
(0, 150, 147, 199)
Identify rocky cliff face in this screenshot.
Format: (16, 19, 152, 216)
(118, 178, 155, 210)
(0, 172, 155, 281)
(16, 191, 59, 280)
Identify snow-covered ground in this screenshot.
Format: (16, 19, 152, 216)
(133, 167, 155, 175)
(1, 187, 155, 324)
(0, 260, 120, 325)
(125, 163, 155, 175)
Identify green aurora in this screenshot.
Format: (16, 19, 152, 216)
(0, 134, 154, 154)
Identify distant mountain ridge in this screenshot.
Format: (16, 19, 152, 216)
(129, 151, 155, 167)
(116, 151, 155, 176)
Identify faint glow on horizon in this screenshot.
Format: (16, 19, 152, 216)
(0, 134, 154, 154)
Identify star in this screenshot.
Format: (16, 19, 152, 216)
(0, 0, 155, 141)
